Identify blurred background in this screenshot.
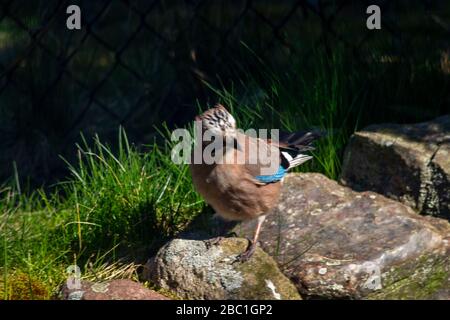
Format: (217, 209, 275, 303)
(0, 0, 449, 187)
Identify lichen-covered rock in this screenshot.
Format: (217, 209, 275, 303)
(144, 238, 301, 300)
(231, 173, 450, 299)
(340, 115, 450, 220)
(59, 279, 169, 300)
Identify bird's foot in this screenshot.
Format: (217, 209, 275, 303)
(234, 240, 257, 263)
(205, 236, 224, 249)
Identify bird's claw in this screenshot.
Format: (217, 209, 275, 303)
(234, 240, 257, 263)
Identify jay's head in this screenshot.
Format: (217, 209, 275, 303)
(196, 104, 237, 138)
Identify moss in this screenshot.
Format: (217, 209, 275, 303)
(240, 250, 300, 300)
(367, 254, 449, 299)
(0, 271, 49, 300)
(218, 238, 301, 300)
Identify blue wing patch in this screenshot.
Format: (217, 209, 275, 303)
(255, 165, 287, 184)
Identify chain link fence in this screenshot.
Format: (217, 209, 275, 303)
(0, 0, 448, 185)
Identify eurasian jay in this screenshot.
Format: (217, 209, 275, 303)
(189, 104, 321, 261)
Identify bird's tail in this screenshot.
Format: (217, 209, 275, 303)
(277, 130, 324, 169)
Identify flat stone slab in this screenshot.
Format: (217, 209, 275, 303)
(340, 115, 450, 219)
(231, 173, 450, 299)
(59, 279, 169, 300)
(144, 237, 301, 300)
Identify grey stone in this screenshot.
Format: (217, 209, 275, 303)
(144, 237, 301, 300)
(340, 115, 450, 219)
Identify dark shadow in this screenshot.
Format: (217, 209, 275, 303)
(178, 205, 239, 241)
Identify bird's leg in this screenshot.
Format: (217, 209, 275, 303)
(236, 215, 266, 262)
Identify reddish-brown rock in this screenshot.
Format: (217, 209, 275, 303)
(232, 173, 450, 299)
(59, 279, 169, 300)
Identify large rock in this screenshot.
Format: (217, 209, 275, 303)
(59, 279, 169, 300)
(204, 173, 450, 299)
(144, 237, 301, 300)
(340, 115, 450, 220)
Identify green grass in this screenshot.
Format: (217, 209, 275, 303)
(0, 128, 204, 299)
(207, 40, 448, 180)
(210, 47, 359, 179)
